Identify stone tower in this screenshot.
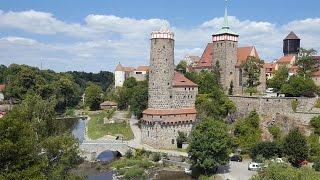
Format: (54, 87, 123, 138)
(283, 31, 300, 56)
(148, 29, 175, 109)
(212, 0, 239, 91)
(141, 28, 198, 149)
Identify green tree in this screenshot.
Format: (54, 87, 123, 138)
(251, 141, 282, 160)
(0, 64, 7, 83)
(242, 56, 264, 95)
(123, 77, 137, 89)
(308, 134, 320, 161)
(85, 83, 103, 111)
(188, 119, 231, 175)
(267, 65, 289, 92)
(234, 110, 261, 150)
(176, 60, 187, 74)
(280, 75, 317, 97)
(268, 125, 282, 140)
(310, 116, 320, 135)
(283, 128, 308, 167)
(129, 81, 148, 119)
(177, 131, 188, 148)
(296, 48, 317, 77)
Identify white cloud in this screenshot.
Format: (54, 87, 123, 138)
(0, 9, 319, 72)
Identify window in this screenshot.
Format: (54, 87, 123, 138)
(136, 72, 142, 74)
(172, 139, 175, 144)
(160, 116, 162, 118)
(148, 131, 149, 137)
(163, 45, 165, 49)
(170, 95, 172, 99)
(230, 72, 233, 75)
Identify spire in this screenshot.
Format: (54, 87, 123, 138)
(223, 0, 229, 29)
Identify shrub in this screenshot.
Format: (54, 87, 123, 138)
(291, 99, 298, 112)
(124, 149, 133, 159)
(310, 116, 320, 135)
(151, 152, 161, 162)
(313, 158, 320, 171)
(251, 141, 282, 159)
(315, 99, 320, 108)
(268, 125, 282, 140)
(177, 131, 188, 148)
(124, 167, 145, 179)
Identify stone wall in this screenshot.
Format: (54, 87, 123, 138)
(141, 122, 194, 149)
(171, 87, 198, 109)
(230, 96, 320, 124)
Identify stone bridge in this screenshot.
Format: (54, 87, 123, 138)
(79, 139, 130, 161)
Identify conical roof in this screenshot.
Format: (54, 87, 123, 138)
(284, 31, 300, 40)
(115, 63, 124, 71)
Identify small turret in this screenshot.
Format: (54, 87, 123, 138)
(283, 31, 300, 56)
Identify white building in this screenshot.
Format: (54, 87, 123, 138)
(0, 84, 5, 102)
(114, 63, 149, 87)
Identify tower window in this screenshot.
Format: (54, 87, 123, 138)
(172, 139, 174, 144)
(163, 45, 165, 49)
(148, 131, 149, 137)
(230, 72, 233, 75)
(160, 116, 162, 118)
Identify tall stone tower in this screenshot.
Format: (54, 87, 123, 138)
(283, 31, 300, 56)
(212, 0, 239, 91)
(148, 29, 175, 109)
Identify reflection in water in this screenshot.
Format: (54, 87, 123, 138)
(87, 171, 114, 180)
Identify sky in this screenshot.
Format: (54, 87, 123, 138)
(0, 0, 319, 72)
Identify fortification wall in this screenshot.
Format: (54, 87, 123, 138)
(230, 96, 320, 124)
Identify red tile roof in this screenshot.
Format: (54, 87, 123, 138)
(236, 46, 259, 67)
(277, 55, 295, 64)
(136, 66, 149, 72)
(194, 43, 213, 69)
(172, 71, 198, 87)
(313, 70, 320, 77)
(0, 84, 5, 92)
(143, 108, 196, 115)
(265, 63, 276, 73)
(289, 65, 299, 73)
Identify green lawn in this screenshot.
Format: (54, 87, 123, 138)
(87, 110, 133, 140)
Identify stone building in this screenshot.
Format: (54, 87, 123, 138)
(114, 63, 149, 87)
(141, 28, 198, 149)
(189, 3, 266, 95)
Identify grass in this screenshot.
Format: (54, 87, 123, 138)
(87, 110, 133, 140)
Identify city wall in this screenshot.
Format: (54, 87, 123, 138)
(230, 96, 320, 124)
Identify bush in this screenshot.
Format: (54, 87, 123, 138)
(315, 99, 320, 108)
(291, 99, 298, 112)
(251, 141, 282, 160)
(124, 167, 146, 180)
(151, 152, 161, 162)
(310, 116, 320, 135)
(268, 125, 282, 140)
(313, 158, 320, 171)
(125, 149, 133, 159)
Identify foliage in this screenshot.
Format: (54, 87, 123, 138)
(123, 167, 146, 180)
(291, 99, 298, 112)
(308, 134, 320, 161)
(313, 158, 320, 171)
(241, 56, 264, 91)
(250, 141, 282, 160)
(283, 128, 308, 167)
(296, 48, 318, 77)
(280, 75, 317, 97)
(67, 71, 114, 92)
(195, 71, 219, 94)
(85, 83, 103, 111)
(176, 60, 187, 74)
(245, 87, 257, 96)
(0, 64, 7, 83)
(228, 81, 234, 95)
(0, 93, 81, 179)
(177, 131, 188, 148)
(268, 125, 282, 140)
(251, 163, 319, 180)
(188, 119, 232, 175)
(234, 110, 261, 151)
(86, 111, 133, 140)
(267, 65, 289, 92)
(125, 149, 134, 159)
(123, 77, 137, 89)
(151, 152, 161, 162)
(315, 99, 320, 108)
(310, 116, 320, 135)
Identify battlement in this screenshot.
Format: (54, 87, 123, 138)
(151, 30, 174, 39)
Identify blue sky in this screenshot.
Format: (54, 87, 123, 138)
(0, 0, 319, 72)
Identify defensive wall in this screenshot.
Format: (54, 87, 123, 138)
(230, 96, 320, 124)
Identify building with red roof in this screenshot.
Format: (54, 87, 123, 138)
(114, 63, 149, 87)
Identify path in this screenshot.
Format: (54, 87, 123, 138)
(216, 160, 256, 180)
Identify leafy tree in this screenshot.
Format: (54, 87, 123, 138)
(308, 134, 320, 161)
(177, 131, 188, 148)
(123, 77, 137, 89)
(313, 158, 320, 171)
(251, 163, 319, 180)
(176, 60, 187, 74)
(234, 110, 261, 150)
(0, 64, 7, 83)
(267, 65, 289, 92)
(188, 119, 232, 175)
(196, 71, 219, 94)
(296, 48, 317, 77)
(85, 83, 103, 111)
(241, 56, 264, 95)
(310, 116, 320, 135)
(283, 128, 308, 167)
(213, 61, 221, 84)
(268, 125, 282, 140)
(251, 141, 282, 160)
(129, 81, 148, 119)
(280, 75, 317, 97)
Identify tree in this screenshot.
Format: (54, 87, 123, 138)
(283, 128, 308, 167)
(177, 131, 188, 148)
(196, 71, 219, 94)
(0, 64, 7, 83)
(308, 134, 320, 161)
(85, 83, 103, 111)
(310, 116, 320, 135)
(251, 141, 282, 160)
(267, 65, 289, 92)
(188, 119, 232, 175)
(234, 110, 261, 151)
(268, 125, 282, 140)
(176, 60, 187, 74)
(241, 56, 264, 95)
(280, 75, 317, 97)
(129, 81, 148, 119)
(251, 163, 319, 180)
(123, 77, 137, 89)
(296, 48, 317, 77)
